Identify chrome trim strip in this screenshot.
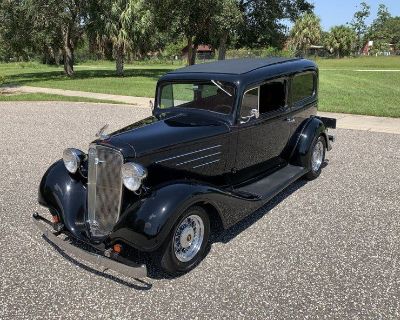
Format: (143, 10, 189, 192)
(192, 159, 220, 169)
(156, 145, 222, 163)
(175, 152, 222, 166)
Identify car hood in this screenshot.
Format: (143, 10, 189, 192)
(96, 112, 230, 158)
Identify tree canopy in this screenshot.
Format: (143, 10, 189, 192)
(0, 0, 399, 74)
(324, 25, 357, 58)
(290, 13, 322, 56)
(350, 2, 370, 53)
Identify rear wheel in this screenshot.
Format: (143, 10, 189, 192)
(159, 206, 210, 275)
(304, 135, 326, 180)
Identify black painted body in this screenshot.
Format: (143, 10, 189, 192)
(38, 58, 332, 252)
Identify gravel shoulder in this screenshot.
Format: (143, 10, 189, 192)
(1, 101, 399, 319)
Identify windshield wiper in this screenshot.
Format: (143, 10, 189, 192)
(211, 80, 232, 97)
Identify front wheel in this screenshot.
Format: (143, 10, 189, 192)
(304, 135, 326, 180)
(159, 206, 210, 275)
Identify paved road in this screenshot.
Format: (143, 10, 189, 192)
(3, 86, 400, 135)
(1, 102, 399, 319)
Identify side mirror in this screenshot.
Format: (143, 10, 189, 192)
(240, 108, 259, 124)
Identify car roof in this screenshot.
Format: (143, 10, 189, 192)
(168, 57, 301, 75)
(159, 58, 318, 89)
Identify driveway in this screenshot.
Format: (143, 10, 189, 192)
(1, 102, 399, 319)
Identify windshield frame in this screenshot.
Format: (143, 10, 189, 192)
(155, 79, 238, 118)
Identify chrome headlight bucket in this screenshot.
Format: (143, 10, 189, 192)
(121, 162, 147, 192)
(63, 148, 85, 174)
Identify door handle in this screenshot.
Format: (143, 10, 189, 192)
(286, 117, 295, 123)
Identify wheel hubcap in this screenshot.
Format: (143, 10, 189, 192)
(173, 215, 204, 262)
(311, 140, 324, 172)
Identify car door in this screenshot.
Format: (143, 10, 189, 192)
(233, 77, 291, 183)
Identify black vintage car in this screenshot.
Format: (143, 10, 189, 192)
(33, 58, 336, 278)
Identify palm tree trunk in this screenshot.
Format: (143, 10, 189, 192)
(115, 44, 124, 76)
(218, 33, 228, 60)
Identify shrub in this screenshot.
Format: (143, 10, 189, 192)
(226, 47, 295, 59)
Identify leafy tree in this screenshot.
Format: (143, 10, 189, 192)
(367, 4, 400, 53)
(350, 1, 370, 53)
(0, 0, 35, 61)
(27, 0, 87, 76)
(289, 13, 322, 56)
(375, 4, 391, 26)
(325, 25, 357, 58)
(210, 0, 242, 60)
(385, 17, 400, 49)
(237, 0, 314, 49)
(148, 0, 218, 65)
(85, 0, 113, 60)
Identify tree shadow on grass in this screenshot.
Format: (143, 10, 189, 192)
(5, 67, 176, 86)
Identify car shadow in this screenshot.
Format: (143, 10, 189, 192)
(147, 167, 329, 279)
(210, 178, 309, 245)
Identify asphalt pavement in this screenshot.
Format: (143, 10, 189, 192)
(0, 102, 399, 319)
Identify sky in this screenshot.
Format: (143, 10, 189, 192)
(312, 0, 400, 30)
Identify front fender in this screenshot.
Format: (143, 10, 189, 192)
(289, 117, 328, 168)
(110, 182, 261, 252)
(38, 160, 88, 239)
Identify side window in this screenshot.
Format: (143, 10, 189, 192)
(201, 85, 218, 98)
(292, 73, 315, 104)
(259, 79, 286, 114)
(159, 84, 174, 109)
(171, 83, 195, 106)
(240, 87, 259, 118)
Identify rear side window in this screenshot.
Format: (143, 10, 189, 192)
(292, 73, 315, 104)
(259, 79, 286, 114)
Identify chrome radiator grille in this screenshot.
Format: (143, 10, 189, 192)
(87, 145, 123, 237)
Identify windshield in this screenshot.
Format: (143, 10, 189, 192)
(158, 80, 235, 115)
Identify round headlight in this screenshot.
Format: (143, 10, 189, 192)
(63, 148, 82, 174)
(121, 162, 147, 191)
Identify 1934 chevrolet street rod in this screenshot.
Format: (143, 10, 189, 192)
(33, 58, 336, 278)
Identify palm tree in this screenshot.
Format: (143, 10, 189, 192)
(324, 25, 356, 58)
(290, 13, 322, 56)
(106, 0, 134, 76)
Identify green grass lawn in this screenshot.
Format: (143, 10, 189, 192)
(0, 92, 126, 104)
(0, 61, 180, 97)
(0, 56, 399, 117)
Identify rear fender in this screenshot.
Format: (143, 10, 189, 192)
(289, 117, 328, 168)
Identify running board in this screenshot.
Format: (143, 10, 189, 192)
(235, 165, 307, 199)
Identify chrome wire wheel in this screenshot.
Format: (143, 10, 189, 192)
(311, 140, 324, 172)
(173, 214, 205, 263)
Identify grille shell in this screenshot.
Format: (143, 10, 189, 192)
(87, 145, 124, 238)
